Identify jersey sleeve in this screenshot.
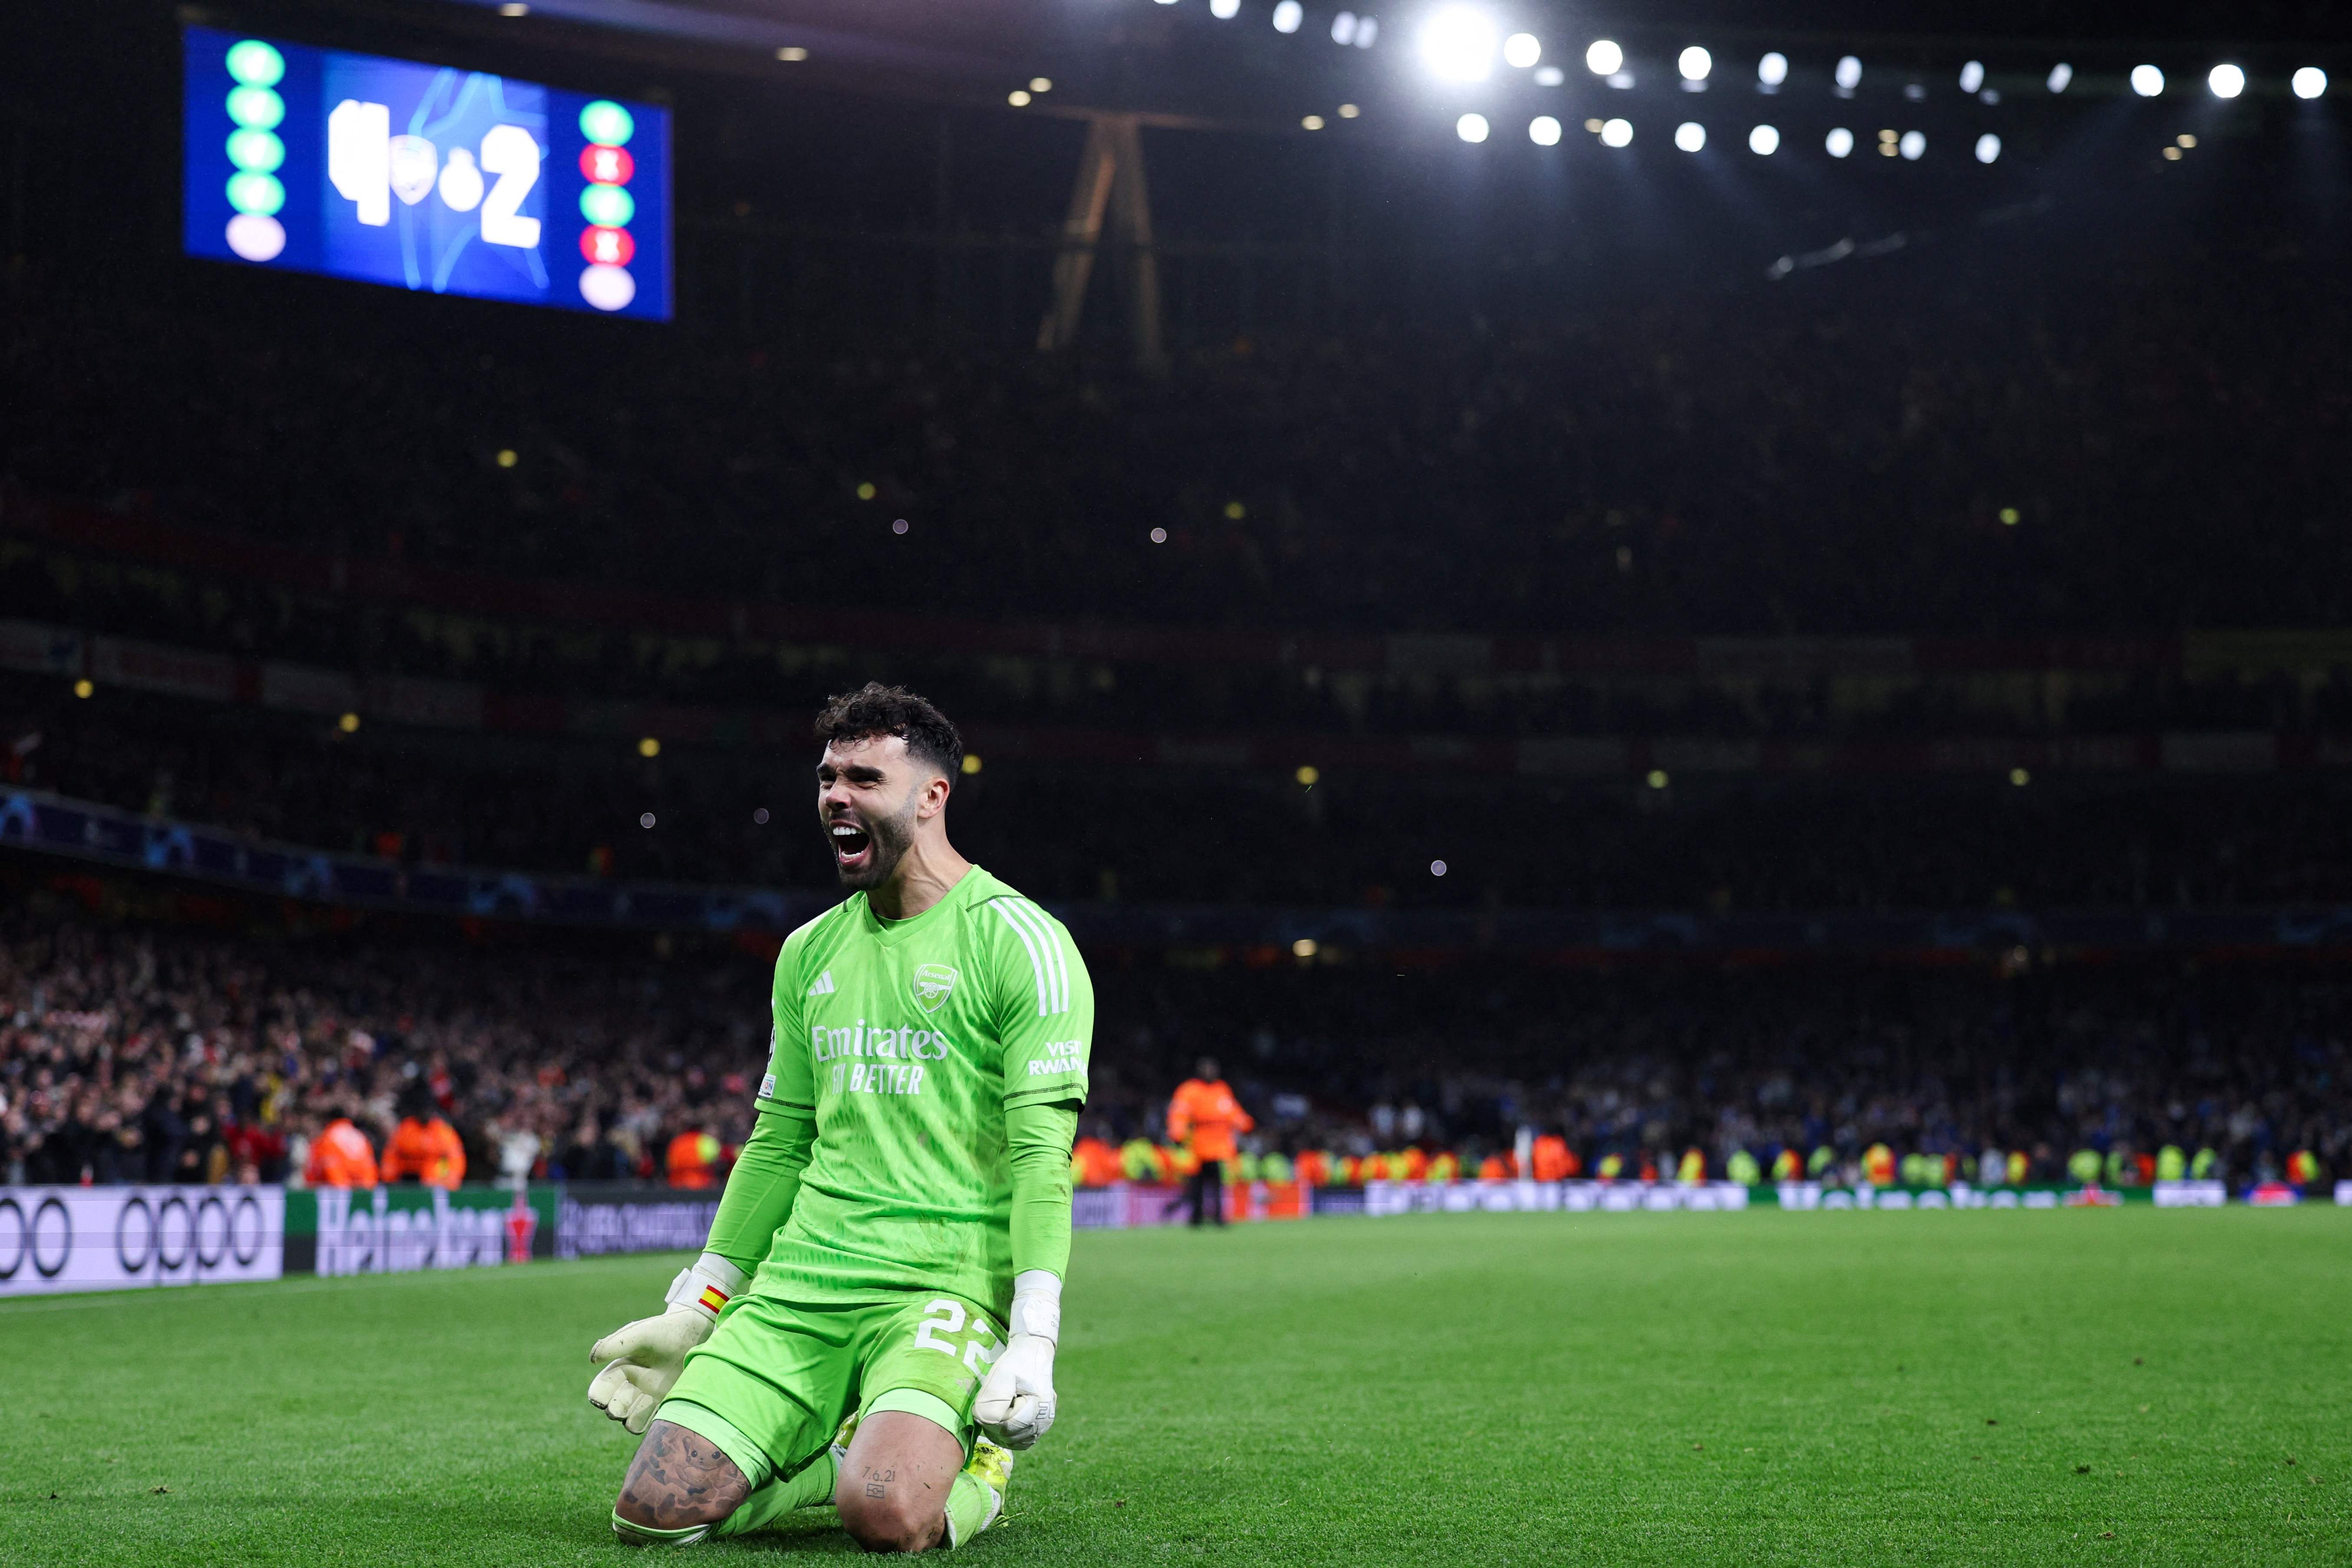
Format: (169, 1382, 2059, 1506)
(981, 895, 1093, 1111)
(755, 921, 820, 1115)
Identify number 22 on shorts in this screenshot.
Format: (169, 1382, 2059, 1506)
(913, 1298, 1004, 1374)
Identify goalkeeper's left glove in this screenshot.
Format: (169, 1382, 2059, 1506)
(586, 1252, 746, 1435)
(974, 1270, 1060, 1449)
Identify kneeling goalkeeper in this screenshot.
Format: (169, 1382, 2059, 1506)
(588, 685, 1090, 1551)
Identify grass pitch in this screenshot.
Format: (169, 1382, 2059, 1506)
(3, 1208, 2346, 1566)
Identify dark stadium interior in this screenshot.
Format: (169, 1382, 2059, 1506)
(7, 0, 2352, 1193)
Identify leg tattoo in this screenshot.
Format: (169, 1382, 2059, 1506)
(616, 1419, 754, 1531)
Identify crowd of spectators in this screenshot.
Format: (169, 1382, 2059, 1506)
(1078, 955, 2351, 1193)
(0, 911, 758, 1191)
(5, 907, 2345, 1196)
(10, 675, 2352, 910)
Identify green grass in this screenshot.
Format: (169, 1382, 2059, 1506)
(3, 1209, 2347, 1565)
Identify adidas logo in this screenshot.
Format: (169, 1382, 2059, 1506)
(807, 970, 836, 997)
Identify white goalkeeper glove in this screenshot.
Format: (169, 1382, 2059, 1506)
(974, 1270, 1060, 1449)
(586, 1252, 747, 1435)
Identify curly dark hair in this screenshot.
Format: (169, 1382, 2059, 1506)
(813, 683, 964, 779)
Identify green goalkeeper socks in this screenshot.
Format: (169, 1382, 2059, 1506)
(942, 1470, 1003, 1548)
(713, 1450, 838, 1540)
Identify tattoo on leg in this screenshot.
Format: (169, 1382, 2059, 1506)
(863, 1464, 896, 1500)
(616, 1419, 752, 1530)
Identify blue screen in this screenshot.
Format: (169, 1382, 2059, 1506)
(182, 25, 672, 320)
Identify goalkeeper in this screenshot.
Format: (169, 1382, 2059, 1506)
(588, 684, 1091, 1551)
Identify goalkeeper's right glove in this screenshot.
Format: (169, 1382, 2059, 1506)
(974, 1270, 1060, 1449)
(586, 1252, 748, 1435)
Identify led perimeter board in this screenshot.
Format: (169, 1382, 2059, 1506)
(182, 26, 671, 319)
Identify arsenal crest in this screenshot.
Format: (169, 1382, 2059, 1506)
(912, 964, 958, 1014)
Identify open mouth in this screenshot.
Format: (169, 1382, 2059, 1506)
(829, 820, 873, 871)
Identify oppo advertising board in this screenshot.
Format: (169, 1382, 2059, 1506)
(182, 25, 672, 318)
(0, 1187, 284, 1296)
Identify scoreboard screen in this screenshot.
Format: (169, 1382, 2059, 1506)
(181, 26, 672, 320)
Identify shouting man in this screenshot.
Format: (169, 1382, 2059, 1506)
(587, 683, 1092, 1550)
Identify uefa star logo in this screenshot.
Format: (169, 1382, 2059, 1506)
(912, 964, 958, 1014)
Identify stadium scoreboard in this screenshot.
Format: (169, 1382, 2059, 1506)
(181, 25, 672, 320)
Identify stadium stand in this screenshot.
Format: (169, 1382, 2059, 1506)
(4, 907, 2342, 1193)
(5, 24, 2349, 1200)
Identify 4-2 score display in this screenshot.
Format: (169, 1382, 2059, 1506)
(182, 25, 671, 319)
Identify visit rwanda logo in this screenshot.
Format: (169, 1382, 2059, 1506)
(912, 964, 958, 1014)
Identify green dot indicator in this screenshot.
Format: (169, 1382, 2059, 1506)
(579, 182, 636, 227)
(225, 129, 285, 173)
(225, 40, 286, 88)
(226, 86, 285, 131)
(579, 99, 635, 148)
(226, 171, 286, 216)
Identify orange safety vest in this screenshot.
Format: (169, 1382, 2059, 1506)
(381, 1117, 465, 1189)
(1294, 1149, 1331, 1187)
(1532, 1135, 1575, 1182)
(305, 1118, 379, 1188)
(666, 1130, 722, 1189)
(1166, 1078, 1255, 1163)
(1072, 1137, 1123, 1187)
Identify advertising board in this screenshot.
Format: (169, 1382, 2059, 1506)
(0, 1186, 284, 1297)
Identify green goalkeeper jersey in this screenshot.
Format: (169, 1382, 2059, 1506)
(749, 865, 1091, 1309)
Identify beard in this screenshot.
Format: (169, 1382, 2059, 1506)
(834, 794, 918, 889)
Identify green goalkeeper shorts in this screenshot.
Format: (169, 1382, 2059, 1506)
(657, 1290, 1006, 1488)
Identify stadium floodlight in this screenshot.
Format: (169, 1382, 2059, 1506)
(1585, 39, 1623, 76)
(1418, 6, 1499, 81)
(1835, 55, 1862, 90)
(1211, 0, 1240, 16)
(2293, 66, 2328, 99)
(1675, 121, 1705, 151)
(1749, 123, 1779, 155)
(1679, 46, 1712, 81)
(1600, 116, 1633, 146)
(2208, 63, 2246, 99)
(1355, 17, 1378, 46)
(1758, 52, 1788, 87)
(2130, 64, 2164, 96)
(1504, 33, 1541, 69)
(1975, 133, 2001, 163)
(1534, 66, 1564, 85)
(2047, 62, 2073, 92)
(1825, 126, 1854, 157)
(1959, 61, 1984, 93)
(1528, 114, 1562, 145)
(1272, 0, 1303, 33)
(1455, 113, 1490, 143)
(1332, 12, 1356, 44)
(1899, 129, 1925, 159)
